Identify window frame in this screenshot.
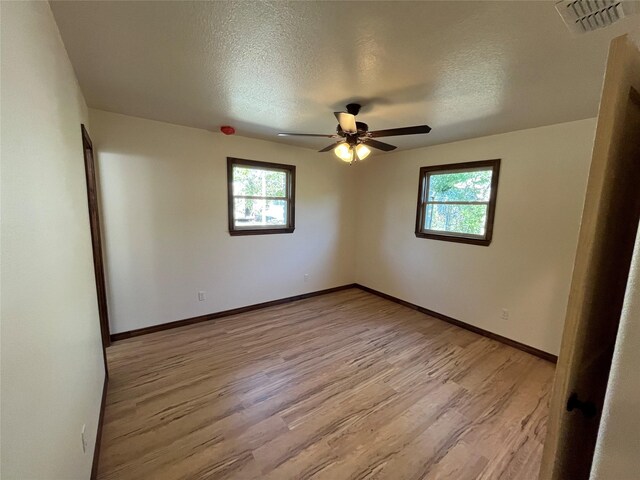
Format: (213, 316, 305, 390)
(227, 157, 296, 236)
(414, 159, 501, 246)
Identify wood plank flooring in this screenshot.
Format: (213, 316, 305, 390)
(99, 288, 555, 479)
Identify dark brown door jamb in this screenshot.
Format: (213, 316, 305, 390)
(81, 124, 111, 353)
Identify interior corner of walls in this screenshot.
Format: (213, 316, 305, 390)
(351, 118, 595, 355)
(87, 100, 593, 356)
(89, 110, 360, 333)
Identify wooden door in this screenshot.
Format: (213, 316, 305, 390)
(540, 35, 640, 479)
(82, 125, 111, 350)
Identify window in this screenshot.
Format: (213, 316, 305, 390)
(227, 157, 295, 235)
(415, 159, 500, 246)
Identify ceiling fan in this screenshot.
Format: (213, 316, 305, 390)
(278, 103, 432, 164)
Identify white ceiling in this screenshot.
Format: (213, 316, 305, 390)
(51, 1, 640, 152)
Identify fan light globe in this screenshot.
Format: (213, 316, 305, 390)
(334, 143, 352, 162)
(356, 144, 371, 160)
(334, 143, 371, 163)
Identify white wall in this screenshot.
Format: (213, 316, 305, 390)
(0, 2, 105, 479)
(354, 119, 596, 355)
(88, 109, 357, 334)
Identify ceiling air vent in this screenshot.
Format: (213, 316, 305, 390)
(556, 0, 639, 33)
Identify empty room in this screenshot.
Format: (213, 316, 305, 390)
(2, 1, 640, 479)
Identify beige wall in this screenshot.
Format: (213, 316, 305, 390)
(0, 2, 105, 478)
(90, 110, 595, 355)
(88, 109, 357, 334)
(354, 118, 596, 355)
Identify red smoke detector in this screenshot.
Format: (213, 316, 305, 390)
(220, 126, 235, 135)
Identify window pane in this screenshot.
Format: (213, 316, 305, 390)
(264, 170, 287, 197)
(233, 166, 286, 197)
(424, 203, 488, 236)
(427, 169, 492, 202)
(233, 198, 288, 227)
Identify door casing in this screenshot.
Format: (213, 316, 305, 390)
(82, 124, 111, 357)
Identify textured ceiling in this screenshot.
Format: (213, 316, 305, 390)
(51, 1, 640, 152)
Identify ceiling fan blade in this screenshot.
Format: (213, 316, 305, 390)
(278, 133, 338, 138)
(369, 125, 431, 138)
(319, 141, 344, 153)
(365, 139, 397, 151)
(334, 112, 357, 134)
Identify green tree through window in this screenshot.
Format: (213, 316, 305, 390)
(416, 160, 500, 246)
(227, 158, 296, 236)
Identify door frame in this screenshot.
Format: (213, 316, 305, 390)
(539, 35, 640, 479)
(81, 124, 111, 353)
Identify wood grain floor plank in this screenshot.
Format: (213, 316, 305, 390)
(98, 288, 554, 479)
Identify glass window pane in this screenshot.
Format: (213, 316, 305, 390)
(233, 198, 288, 227)
(232, 166, 287, 197)
(264, 170, 287, 197)
(427, 169, 492, 202)
(424, 203, 488, 236)
(232, 167, 262, 196)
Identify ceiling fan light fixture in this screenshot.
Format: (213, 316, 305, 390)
(285, 103, 431, 158)
(334, 143, 371, 163)
(356, 144, 371, 160)
(334, 143, 352, 162)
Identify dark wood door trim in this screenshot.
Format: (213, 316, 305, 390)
(81, 124, 111, 351)
(82, 124, 110, 477)
(90, 374, 108, 480)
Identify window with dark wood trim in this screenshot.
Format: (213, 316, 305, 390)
(227, 157, 295, 236)
(415, 159, 500, 246)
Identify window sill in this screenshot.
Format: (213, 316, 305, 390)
(229, 227, 295, 236)
(414, 231, 491, 246)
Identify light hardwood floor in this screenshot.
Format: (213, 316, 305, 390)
(99, 288, 554, 479)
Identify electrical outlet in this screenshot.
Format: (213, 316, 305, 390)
(501, 308, 509, 321)
(81, 424, 87, 453)
(304, 274, 309, 282)
(198, 291, 205, 301)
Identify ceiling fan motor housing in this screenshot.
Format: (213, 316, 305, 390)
(337, 121, 369, 138)
(346, 103, 362, 116)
